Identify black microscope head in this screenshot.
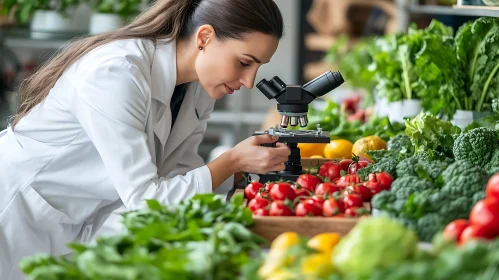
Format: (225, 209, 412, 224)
(256, 71, 344, 128)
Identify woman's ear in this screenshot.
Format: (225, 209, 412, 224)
(196, 24, 216, 49)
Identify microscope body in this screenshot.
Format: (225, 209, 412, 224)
(253, 70, 344, 182)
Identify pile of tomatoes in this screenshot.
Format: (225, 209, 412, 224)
(443, 173, 499, 245)
(244, 159, 394, 218)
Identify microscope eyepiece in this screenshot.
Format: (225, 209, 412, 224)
(257, 77, 286, 100)
(303, 71, 344, 98)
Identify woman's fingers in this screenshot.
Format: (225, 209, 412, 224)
(268, 163, 286, 172)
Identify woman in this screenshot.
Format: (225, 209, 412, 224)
(0, 0, 289, 278)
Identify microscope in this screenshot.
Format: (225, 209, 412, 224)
(252, 71, 344, 183)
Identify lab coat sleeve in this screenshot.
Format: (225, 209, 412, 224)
(70, 58, 212, 210)
(168, 116, 235, 196)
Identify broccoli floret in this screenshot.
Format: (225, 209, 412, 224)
(413, 149, 454, 164)
(418, 160, 448, 181)
(390, 176, 435, 200)
(367, 149, 397, 162)
(437, 161, 489, 198)
(371, 190, 396, 212)
(453, 127, 498, 167)
(396, 157, 449, 182)
(371, 191, 407, 216)
(357, 157, 399, 181)
(441, 177, 487, 199)
(396, 157, 420, 178)
(438, 196, 472, 222)
(439, 161, 488, 184)
(484, 149, 499, 173)
(387, 134, 414, 156)
(416, 213, 444, 242)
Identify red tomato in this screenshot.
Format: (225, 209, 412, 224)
(263, 182, 273, 192)
(248, 197, 270, 212)
(368, 172, 394, 190)
(486, 173, 499, 201)
(469, 198, 499, 235)
(315, 182, 343, 199)
(459, 224, 496, 245)
(296, 174, 323, 193)
(255, 188, 271, 200)
(343, 193, 363, 208)
(269, 182, 297, 201)
(253, 208, 269, 216)
(244, 181, 264, 200)
(338, 159, 353, 171)
(310, 195, 325, 205)
(365, 180, 385, 195)
(443, 219, 469, 242)
(322, 198, 340, 217)
(296, 199, 323, 217)
(347, 185, 373, 202)
(337, 174, 361, 186)
(319, 162, 342, 181)
(348, 161, 370, 175)
(293, 184, 312, 200)
(269, 201, 294, 216)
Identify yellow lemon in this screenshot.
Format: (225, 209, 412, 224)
(307, 233, 342, 254)
(298, 143, 326, 158)
(270, 232, 300, 251)
(300, 253, 335, 277)
(352, 135, 387, 159)
(310, 155, 324, 159)
(323, 139, 353, 159)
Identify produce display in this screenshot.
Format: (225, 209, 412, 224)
(19, 15, 499, 280)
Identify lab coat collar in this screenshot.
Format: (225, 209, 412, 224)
(150, 39, 200, 160)
(150, 39, 176, 106)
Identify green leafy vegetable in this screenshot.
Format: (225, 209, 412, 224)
(332, 216, 419, 277)
(455, 17, 499, 112)
(21, 194, 265, 280)
(405, 111, 461, 158)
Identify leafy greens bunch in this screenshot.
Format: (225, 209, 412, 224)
(20, 194, 265, 280)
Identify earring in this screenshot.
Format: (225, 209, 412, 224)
(199, 46, 203, 50)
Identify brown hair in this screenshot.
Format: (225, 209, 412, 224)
(12, 0, 283, 128)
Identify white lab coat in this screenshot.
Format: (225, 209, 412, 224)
(0, 38, 234, 279)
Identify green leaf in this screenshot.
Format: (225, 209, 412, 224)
(230, 193, 244, 207)
(146, 200, 162, 211)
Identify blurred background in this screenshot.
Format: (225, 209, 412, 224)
(0, 0, 497, 161)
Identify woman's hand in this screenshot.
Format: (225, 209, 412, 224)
(207, 135, 290, 191)
(230, 135, 290, 174)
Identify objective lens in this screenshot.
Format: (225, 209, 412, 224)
(280, 115, 289, 128)
(299, 116, 308, 127)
